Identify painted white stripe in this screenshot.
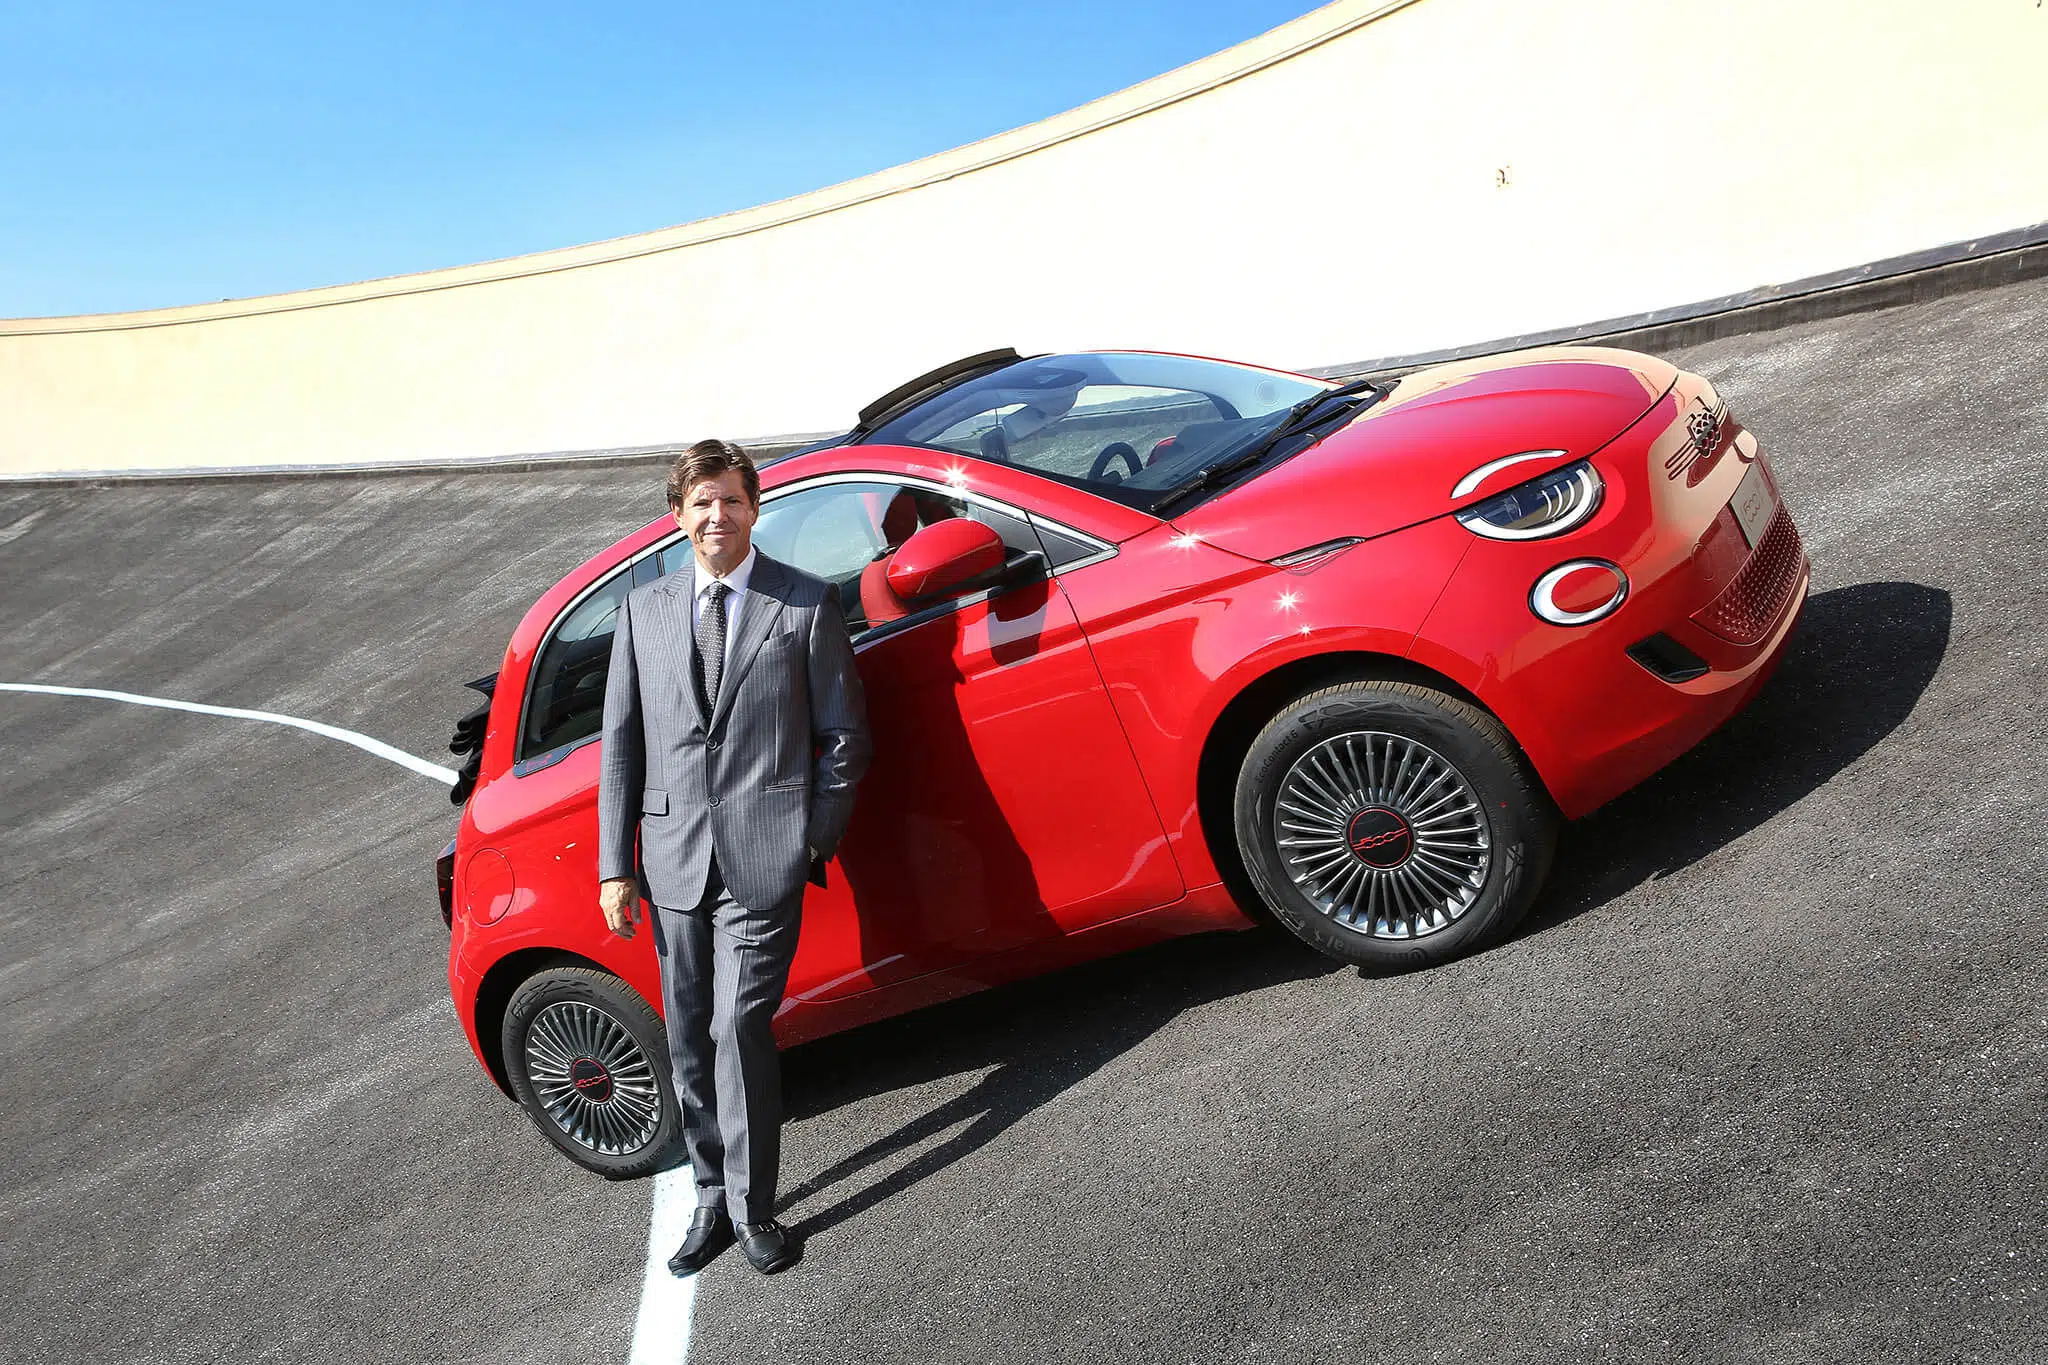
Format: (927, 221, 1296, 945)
(626, 1168, 700, 1364)
(1, 679, 699, 1360)
(0, 682, 461, 785)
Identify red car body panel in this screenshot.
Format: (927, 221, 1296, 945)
(1056, 516, 1478, 891)
(446, 346, 1808, 1087)
(1176, 349, 1679, 558)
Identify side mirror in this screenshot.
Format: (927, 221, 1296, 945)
(886, 519, 1007, 601)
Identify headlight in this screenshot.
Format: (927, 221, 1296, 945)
(1454, 460, 1603, 540)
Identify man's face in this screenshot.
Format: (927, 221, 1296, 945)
(674, 469, 758, 574)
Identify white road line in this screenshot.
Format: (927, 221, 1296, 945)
(0, 682, 461, 785)
(627, 1168, 699, 1364)
(1, 679, 699, 1362)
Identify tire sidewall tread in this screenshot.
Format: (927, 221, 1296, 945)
(501, 966, 682, 1181)
(1233, 679, 1557, 972)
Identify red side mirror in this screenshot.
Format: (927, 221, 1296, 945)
(886, 518, 1006, 601)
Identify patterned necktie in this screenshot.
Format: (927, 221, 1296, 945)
(695, 580, 730, 713)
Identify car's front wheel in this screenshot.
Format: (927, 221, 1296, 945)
(1234, 680, 1557, 972)
(502, 966, 682, 1179)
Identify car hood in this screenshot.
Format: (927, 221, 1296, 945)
(1171, 346, 1677, 561)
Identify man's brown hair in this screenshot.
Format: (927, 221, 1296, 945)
(666, 438, 760, 509)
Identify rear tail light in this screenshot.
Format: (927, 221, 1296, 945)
(437, 838, 457, 929)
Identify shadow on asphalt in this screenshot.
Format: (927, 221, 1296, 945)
(773, 928, 1340, 1243)
(764, 581, 1948, 1245)
(1522, 580, 1952, 937)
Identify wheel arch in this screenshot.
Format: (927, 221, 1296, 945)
(1192, 651, 1499, 918)
(471, 946, 622, 1098)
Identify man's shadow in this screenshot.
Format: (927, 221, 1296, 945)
(777, 930, 1338, 1243)
(1522, 580, 1952, 934)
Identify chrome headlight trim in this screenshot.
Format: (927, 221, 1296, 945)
(1454, 460, 1604, 541)
(1450, 448, 1567, 499)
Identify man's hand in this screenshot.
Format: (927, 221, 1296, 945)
(599, 878, 642, 939)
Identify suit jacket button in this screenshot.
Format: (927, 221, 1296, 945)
(707, 739, 721, 751)
(708, 796, 721, 808)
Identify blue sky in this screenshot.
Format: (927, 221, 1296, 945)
(0, 1, 1321, 318)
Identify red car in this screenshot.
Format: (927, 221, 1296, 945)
(441, 346, 1808, 1175)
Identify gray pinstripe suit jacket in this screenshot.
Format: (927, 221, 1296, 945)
(596, 552, 871, 912)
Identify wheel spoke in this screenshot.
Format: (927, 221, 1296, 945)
(525, 999, 663, 1157)
(1269, 729, 1494, 942)
(1277, 798, 1342, 830)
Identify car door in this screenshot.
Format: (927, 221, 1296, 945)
(743, 476, 1184, 1002)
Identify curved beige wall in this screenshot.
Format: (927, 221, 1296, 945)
(4, 0, 2045, 476)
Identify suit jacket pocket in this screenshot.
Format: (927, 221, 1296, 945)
(763, 777, 807, 792)
(641, 788, 669, 814)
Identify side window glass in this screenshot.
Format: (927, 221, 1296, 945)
(752, 482, 896, 637)
(924, 385, 1222, 481)
(748, 480, 1053, 639)
(1028, 516, 1104, 569)
(520, 567, 632, 759)
(840, 485, 1046, 634)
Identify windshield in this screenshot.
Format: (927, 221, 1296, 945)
(859, 351, 1330, 511)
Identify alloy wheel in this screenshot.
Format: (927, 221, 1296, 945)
(1272, 729, 1493, 939)
(522, 999, 665, 1156)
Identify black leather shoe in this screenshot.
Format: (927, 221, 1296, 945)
(667, 1206, 734, 1276)
(734, 1219, 801, 1274)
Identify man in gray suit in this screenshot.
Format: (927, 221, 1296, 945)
(597, 438, 870, 1276)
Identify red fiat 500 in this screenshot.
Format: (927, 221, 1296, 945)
(440, 346, 1808, 1175)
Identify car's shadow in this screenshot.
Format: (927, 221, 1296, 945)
(768, 580, 1948, 1243)
(1519, 580, 1951, 937)
(774, 927, 1341, 1243)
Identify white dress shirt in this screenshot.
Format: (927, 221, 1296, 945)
(691, 543, 756, 659)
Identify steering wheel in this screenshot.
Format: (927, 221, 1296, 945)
(1088, 441, 1143, 482)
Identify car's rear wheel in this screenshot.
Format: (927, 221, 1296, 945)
(1233, 680, 1557, 971)
(502, 966, 682, 1179)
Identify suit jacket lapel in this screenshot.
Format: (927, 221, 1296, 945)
(708, 554, 786, 733)
(653, 569, 707, 728)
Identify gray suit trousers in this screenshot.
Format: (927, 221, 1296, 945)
(652, 858, 802, 1225)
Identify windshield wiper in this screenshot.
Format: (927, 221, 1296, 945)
(1265, 377, 1387, 444)
(1151, 378, 1387, 514)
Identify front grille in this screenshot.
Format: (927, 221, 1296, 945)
(1690, 503, 1804, 644)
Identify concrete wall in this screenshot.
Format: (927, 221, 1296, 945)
(4, 0, 2044, 477)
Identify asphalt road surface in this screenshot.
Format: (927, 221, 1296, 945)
(2, 277, 2043, 1364)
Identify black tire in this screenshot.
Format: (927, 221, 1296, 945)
(1233, 680, 1557, 972)
(502, 966, 683, 1180)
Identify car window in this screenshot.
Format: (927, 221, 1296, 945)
(753, 481, 1045, 638)
(927, 384, 1223, 482)
(862, 352, 1323, 508)
(520, 565, 632, 759)
(516, 482, 1076, 765)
